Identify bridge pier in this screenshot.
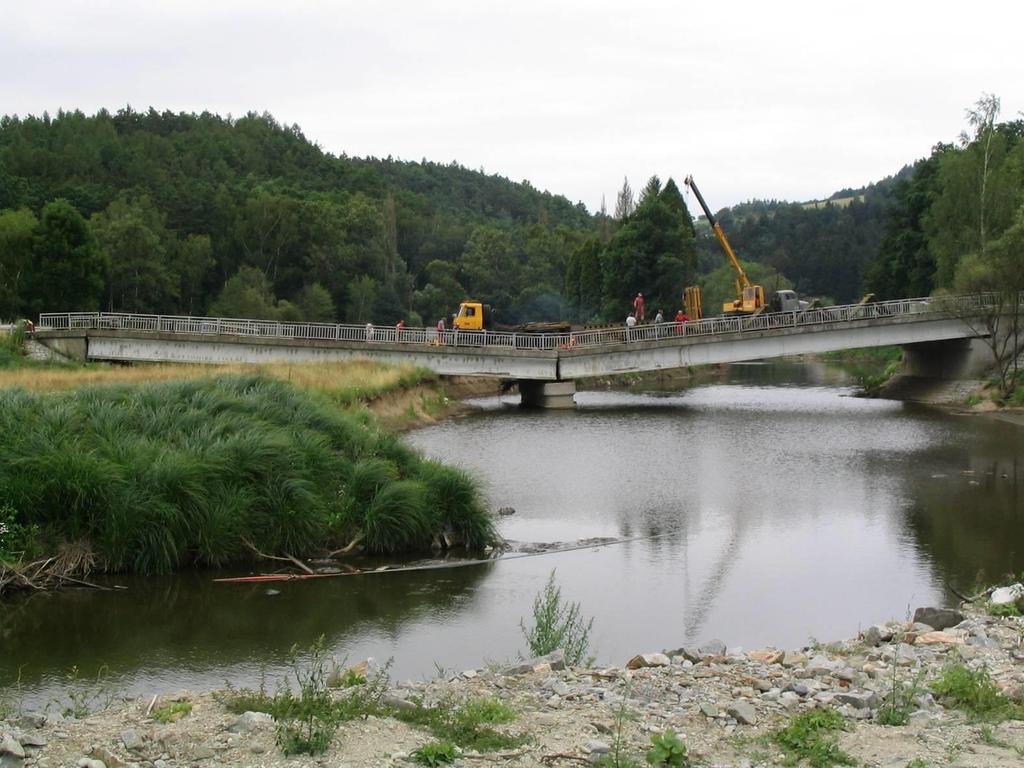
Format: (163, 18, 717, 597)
(901, 338, 993, 379)
(518, 380, 576, 409)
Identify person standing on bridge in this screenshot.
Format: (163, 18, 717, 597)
(633, 292, 645, 323)
(625, 311, 637, 342)
(435, 317, 445, 345)
(654, 309, 664, 338)
(395, 318, 405, 340)
(674, 309, 687, 335)
(365, 322, 374, 341)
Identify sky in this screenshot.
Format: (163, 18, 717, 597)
(2, 0, 1022, 213)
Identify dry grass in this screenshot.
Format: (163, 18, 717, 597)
(0, 360, 432, 401)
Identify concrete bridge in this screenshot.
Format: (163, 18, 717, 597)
(37, 294, 995, 407)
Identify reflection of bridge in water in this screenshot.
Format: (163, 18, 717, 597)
(37, 294, 994, 407)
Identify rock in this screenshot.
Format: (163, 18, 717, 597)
(503, 649, 565, 675)
(779, 691, 801, 709)
(496, 506, 516, 516)
(626, 653, 670, 669)
(16, 732, 47, 748)
(912, 607, 964, 630)
(542, 678, 571, 696)
(698, 639, 726, 657)
(748, 649, 784, 664)
(806, 656, 836, 676)
(781, 651, 807, 668)
(0, 755, 23, 768)
(727, 702, 757, 725)
(834, 692, 877, 710)
(0, 735, 25, 760)
(120, 730, 144, 752)
(590, 721, 613, 735)
(912, 631, 963, 646)
(862, 624, 895, 647)
(12, 713, 46, 731)
(226, 712, 274, 734)
(192, 746, 216, 760)
(584, 740, 610, 755)
(76, 760, 106, 768)
(382, 695, 417, 711)
(990, 583, 1024, 605)
(91, 748, 126, 768)
(699, 702, 720, 718)
(462, 669, 478, 679)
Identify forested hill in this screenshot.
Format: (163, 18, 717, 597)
(0, 108, 594, 325)
(2, 101, 1022, 327)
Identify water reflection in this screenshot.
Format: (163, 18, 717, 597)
(3, 363, 1023, 705)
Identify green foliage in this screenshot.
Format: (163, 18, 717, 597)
(987, 601, 1022, 618)
(26, 199, 106, 316)
(931, 663, 1024, 722)
(0, 207, 37, 320)
(877, 655, 924, 727)
(411, 741, 459, 766)
(905, 760, 930, 768)
(53, 665, 118, 719)
(0, 502, 39, 563)
(520, 570, 594, 666)
(595, 692, 641, 768)
(152, 701, 192, 723)
(699, 259, 794, 318)
(393, 695, 521, 752)
(645, 728, 690, 766)
(770, 708, 853, 767)
(0, 375, 494, 577)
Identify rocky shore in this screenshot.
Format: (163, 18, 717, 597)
(3, 596, 1023, 768)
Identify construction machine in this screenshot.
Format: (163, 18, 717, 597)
(452, 301, 572, 333)
(683, 175, 765, 316)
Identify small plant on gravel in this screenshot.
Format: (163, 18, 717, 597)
(335, 667, 367, 687)
(645, 728, 690, 766)
(770, 707, 853, 767)
(274, 639, 338, 756)
(520, 569, 594, 666)
(53, 665, 118, 719)
(905, 759, 930, 768)
(392, 694, 522, 753)
(877, 652, 924, 727)
(931, 663, 1024, 722)
(152, 701, 192, 723)
(411, 740, 460, 766)
(986, 601, 1022, 618)
(595, 689, 641, 768)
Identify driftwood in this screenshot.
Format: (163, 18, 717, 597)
(0, 543, 100, 595)
(326, 533, 365, 558)
(240, 538, 315, 575)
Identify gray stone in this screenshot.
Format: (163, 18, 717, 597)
(382, 695, 417, 711)
(912, 607, 964, 631)
(12, 713, 46, 731)
(584, 740, 610, 755)
(698, 639, 726, 657)
(16, 732, 46, 748)
(0, 736, 24, 760)
(502, 649, 565, 675)
(806, 656, 836, 676)
(0, 755, 23, 768)
(781, 651, 807, 668)
(76, 760, 107, 768)
(120, 730, 144, 752)
(192, 746, 216, 760)
(834, 692, 877, 710)
(779, 692, 801, 708)
(91, 747, 126, 768)
(699, 702, 720, 718)
(990, 583, 1024, 605)
(788, 683, 810, 697)
(727, 702, 757, 725)
(226, 711, 274, 734)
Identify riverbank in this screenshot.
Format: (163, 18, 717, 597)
(2, 598, 1021, 768)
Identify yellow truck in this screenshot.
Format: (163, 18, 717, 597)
(452, 301, 572, 333)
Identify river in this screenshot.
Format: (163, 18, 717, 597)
(2, 361, 1022, 709)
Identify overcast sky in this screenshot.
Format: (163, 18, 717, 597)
(2, 0, 1021, 213)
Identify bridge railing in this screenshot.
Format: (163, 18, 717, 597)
(37, 293, 1001, 353)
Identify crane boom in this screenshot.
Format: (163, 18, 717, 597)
(684, 174, 764, 315)
(684, 175, 751, 291)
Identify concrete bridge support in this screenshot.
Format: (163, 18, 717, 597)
(518, 380, 576, 409)
(901, 338, 993, 380)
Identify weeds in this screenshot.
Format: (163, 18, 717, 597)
(520, 570, 594, 666)
(987, 601, 1021, 618)
(53, 665, 118, 719)
(411, 741, 460, 766)
(877, 641, 924, 727)
(770, 708, 853, 767)
(645, 728, 690, 766)
(931, 663, 1023, 722)
(905, 760, 930, 768)
(152, 701, 192, 723)
(595, 690, 640, 767)
(392, 694, 521, 752)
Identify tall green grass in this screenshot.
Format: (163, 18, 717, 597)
(0, 375, 497, 575)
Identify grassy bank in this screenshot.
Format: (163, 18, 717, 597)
(0, 375, 497, 582)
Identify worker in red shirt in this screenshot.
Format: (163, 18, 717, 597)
(633, 292, 645, 322)
(674, 309, 688, 335)
(395, 319, 405, 340)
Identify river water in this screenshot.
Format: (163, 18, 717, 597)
(2, 362, 1022, 708)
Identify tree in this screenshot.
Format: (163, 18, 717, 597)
(26, 199, 106, 315)
(960, 93, 1001, 257)
(209, 266, 280, 319)
(0, 207, 37, 319)
(614, 177, 634, 220)
(952, 204, 1024, 398)
(174, 234, 214, 315)
(91, 194, 177, 313)
(294, 283, 336, 322)
(345, 274, 379, 323)
(412, 259, 466, 323)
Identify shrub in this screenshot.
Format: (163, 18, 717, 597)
(931, 664, 1023, 722)
(520, 569, 594, 666)
(770, 708, 853, 767)
(645, 728, 689, 766)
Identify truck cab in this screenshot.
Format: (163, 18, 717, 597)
(453, 301, 492, 331)
(769, 289, 808, 313)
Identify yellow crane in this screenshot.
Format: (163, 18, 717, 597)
(684, 174, 765, 316)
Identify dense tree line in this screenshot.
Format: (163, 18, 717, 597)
(3, 100, 1019, 329)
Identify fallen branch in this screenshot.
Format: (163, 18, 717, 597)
(326, 533, 365, 558)
(540, 754, 590, 765)
(284, 553, 315, 576)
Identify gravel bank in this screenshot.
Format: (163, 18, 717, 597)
(2, 602, 1023, 768)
